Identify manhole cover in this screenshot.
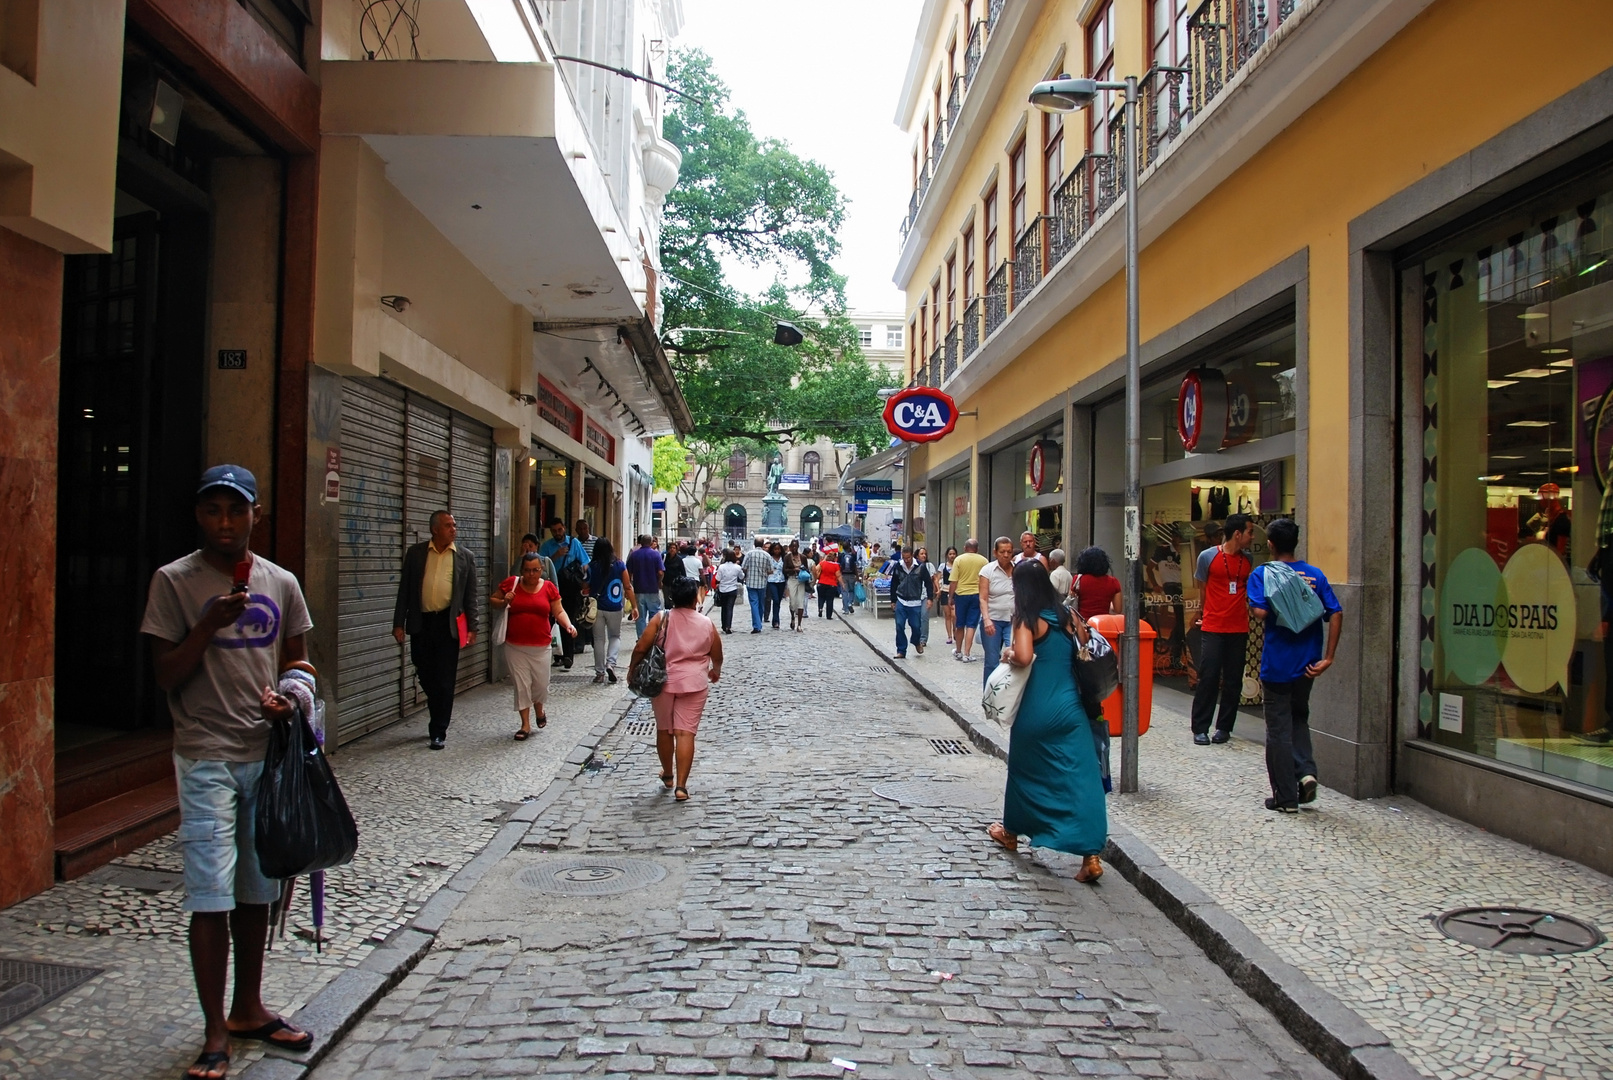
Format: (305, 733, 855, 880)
(929, 738, 973, 755)
(0, 959, 103, 1030)
(873, 780, 999, 809)
(515, 858, 667, 896)
(1434, 907, 1604, 955)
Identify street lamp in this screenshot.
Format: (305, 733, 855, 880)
(1031, 73, 1143, 795)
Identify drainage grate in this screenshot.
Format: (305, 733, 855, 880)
(1434, 907, 1604, 955)
(626, 720, 653, 736)
(515, 858, 667, 896)
(0, 959, 103, 1030)
(867, 664, 895, 673)
(929, 738, 972, 755)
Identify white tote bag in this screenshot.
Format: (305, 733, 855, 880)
(981, 654, 1034, 727)
(490, 605, 509, 647)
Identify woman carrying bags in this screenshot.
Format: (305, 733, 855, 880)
(629, 576, 721, 802)
(493, 552, 578, 740)
(986, 560, 1107, 883)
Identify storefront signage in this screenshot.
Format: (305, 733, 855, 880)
(1028, 440, 1061, 494)
(1439, 544, 1575, 692)
(536, 377, 583, 441)
(584, 417, 615, 464)
(1177, 369, 1228, 452)
(780, 473, 812, 490)
(854, 479, 893, 503)
(321, 447, 340, 506)
(883, 386, 959, 443)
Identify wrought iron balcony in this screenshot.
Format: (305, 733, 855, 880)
(1189, 0, 1298, 116)
(984, 261, 1010, 338)
(918, 159, 930, 202)
(1012, 217, 1047, 308)
(1048, 156, 1092, 267)
(964, 20, 986, 89)
(931, 124, 944, 168)
(961, 297, 983, 360)
(1139, 65, 1190, 171)
(947, 76, 964, 135)
(943, 323, 959, 380)
(910, 362, 927, 390)
(987, 0, 1005, 32)
(928, 345, 944, 387)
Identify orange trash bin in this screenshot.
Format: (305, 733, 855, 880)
(1087, 614, 1155, 738)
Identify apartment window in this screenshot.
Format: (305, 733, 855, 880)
(984, 186, 999, 266)
(931, 278, 942, 351)
(962, 223, 976, 299)
(945, 256, 957, 327)
(804, 451, 821, 484)
(909, 316, 918, 374)
(886, 327, 904, 348)
(1087, 1, 1116, 152)
(1009, 138, 1027, 240)
(1150, 0, 1190, 67)
(1043, 110, 1065, 211)
(919, 302, 928, 367)
(858, 328, 873, 347)
(934, 78, 943, 140)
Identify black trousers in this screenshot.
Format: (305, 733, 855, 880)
(817, 583, 839, 617)
(1263, 676, 1318, 807)
(410, 610, 461, 739)
(1191, 630, 1247, 735)
(716, 589, 738, 632)
(557, 577, 584, 661)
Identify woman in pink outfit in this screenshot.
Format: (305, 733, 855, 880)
(628, 575, 722, 801)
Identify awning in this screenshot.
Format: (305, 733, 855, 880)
(840, 443, 910, 490)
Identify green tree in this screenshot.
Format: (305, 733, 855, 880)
(661, 50, 896, 455)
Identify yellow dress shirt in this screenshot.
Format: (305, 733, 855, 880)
(422, 542, 456, 612)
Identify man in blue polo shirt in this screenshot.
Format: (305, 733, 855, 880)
(1246, 517, 1343, 814)
(627, 534, 665, 635)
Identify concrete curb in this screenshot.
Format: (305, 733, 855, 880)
(836, 613, 1426, 1080)
(239, 693, 641, 1080)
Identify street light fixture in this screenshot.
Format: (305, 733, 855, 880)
(1031, 72, 1144, 795)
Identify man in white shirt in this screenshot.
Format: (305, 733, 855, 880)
(976, 536, 1017, 687)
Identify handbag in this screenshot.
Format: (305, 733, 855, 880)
(981, 654, 1034, 727)
(490, 604, 509, 647)
(1069, 614, 1120, 721)
(580, 596, 599, 627)
(254, 703, 359, 879)
(628, 611, 669, 698)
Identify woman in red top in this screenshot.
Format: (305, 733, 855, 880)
(815, 548, 842, 619)
(1072, 546, 1123, 620)
(493, 553, 578, 740)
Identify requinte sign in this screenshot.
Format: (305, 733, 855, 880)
(883, 387, 959, 444)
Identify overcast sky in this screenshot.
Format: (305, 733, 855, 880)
(676, 0, 922, 319)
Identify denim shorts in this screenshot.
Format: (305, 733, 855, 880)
(174, 754, 281, 913)
(953, 593, 981, 630)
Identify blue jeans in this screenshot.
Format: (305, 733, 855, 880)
(894, 603, 925, 655)
(842, 578, 855, 613)
(747, 586, 766, 630)
(635, 593, 662, 636)
(766, 581, 786, 626)
(981, 618, 1012, 687)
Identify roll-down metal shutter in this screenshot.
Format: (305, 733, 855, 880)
(336, 378, 407, 743)
(450, 413, 493, 693)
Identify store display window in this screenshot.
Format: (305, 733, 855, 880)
(1139, 321, 1297, 471)
(941, 471, 971, 555)
(1411, 176, 1613, 793)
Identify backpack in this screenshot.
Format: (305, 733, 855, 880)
(838, 550, 856, 574)
(1260, 561, 1326, 632)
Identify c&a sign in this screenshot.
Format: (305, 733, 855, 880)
(883, 387, 959, 444)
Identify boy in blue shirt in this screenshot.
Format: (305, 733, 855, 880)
(1246, 518, 1343, 813)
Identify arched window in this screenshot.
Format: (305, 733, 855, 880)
(800, 505, 823, 539)
(803, 451, 821, 484)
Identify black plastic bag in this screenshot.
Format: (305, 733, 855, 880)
(254, 703, 358, 879)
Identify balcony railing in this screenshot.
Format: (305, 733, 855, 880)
(1189, 0, 1299, 115)
(947, 76, 964, 135)
(987, 0, 1005, 32)
(918, 159, 930, 203)
(1012, 217, 1047, 308)
(928, 345, 944, 387)
(962, 297, 983, 360)
(984, 261, 1010, 338)
(931, 123, 944, 168)
(964, 20, 986, 89)
(943, 323, 959, 380)
(1139, 65, 1190, 171)
(909, 361, 927, 389)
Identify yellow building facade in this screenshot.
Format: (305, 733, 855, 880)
(894, 0, 1613, 872)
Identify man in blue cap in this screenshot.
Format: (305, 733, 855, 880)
(141, 465, 316, 1078)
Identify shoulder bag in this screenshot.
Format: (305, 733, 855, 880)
(628, 611, 669, 698)
(1069, 612, 1120, 720)
(982, 653, 1034, 727)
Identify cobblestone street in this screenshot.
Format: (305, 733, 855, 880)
(842, 610, 1613, 1080)
(309, 615, 1332, 1080)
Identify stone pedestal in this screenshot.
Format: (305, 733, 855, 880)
(761, 493, 789, 533)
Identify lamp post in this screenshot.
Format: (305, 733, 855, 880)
(1029, 73, 1143, 794)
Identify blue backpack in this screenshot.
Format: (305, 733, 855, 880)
(1261, 562, 1325, 632)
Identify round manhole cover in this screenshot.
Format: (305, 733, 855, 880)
(515, 858, 667, 896)
(873, 780, 1000, 809)
(1434, 907, 1604, 955)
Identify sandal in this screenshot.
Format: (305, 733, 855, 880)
(514, 730, 530, 741)
(535, 715, 547, 729)
(185, 1050, 230, 1079)
(228, 1017, 313, 1051)
(986, 822, 1019, 853)
(660, 773, 674, 789)
(674, 787, 689, 802)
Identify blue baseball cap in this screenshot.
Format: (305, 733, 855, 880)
(197, 464, 258, 503)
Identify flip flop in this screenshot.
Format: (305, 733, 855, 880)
(660, 773, 674, 789)
(674, 787, 689, 802)
(513, 730, 530, 741)
(535, 716, 548, 729)
(228, 1017, 313, 1051)
(185, 1050, 230, 1080)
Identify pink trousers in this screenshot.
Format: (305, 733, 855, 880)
(652, 688, 709, 734)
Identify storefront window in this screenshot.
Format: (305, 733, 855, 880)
(1139, 322, 1297, 470)
(941, 471, 971, 555)
(1414, 178, 1613, 793)
(998, 426, 1064, 552)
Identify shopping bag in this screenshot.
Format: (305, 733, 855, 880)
(628, 612, 669, 698)
(254, 703, 359, 880)
(855, 582, 867, 604)
(981, 655, 1033, 727)
(1260, 561, 1325, 632)
(490, 605, 509, 647)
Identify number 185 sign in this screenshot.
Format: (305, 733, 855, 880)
(883, 386, 959, 444)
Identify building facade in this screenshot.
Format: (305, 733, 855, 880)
(0, 0, 689, 908)
(894, 0, 1613, 873)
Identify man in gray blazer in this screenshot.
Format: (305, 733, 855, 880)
(393, 510, 478, 749)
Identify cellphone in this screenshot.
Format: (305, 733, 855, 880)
(232, 559, 251, 595)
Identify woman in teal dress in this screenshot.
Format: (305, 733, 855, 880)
(987, 560, 1108, 882)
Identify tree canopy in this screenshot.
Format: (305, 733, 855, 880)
(660, 49, 896, 456)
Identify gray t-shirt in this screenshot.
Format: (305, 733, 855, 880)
(141, 551, 313, 762)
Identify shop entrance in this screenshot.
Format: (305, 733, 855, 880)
(531, 444, 573, 536)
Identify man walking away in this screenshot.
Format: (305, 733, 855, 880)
(394, 510, 479, 748)
(839, 544, 860, 614)
(1191, 513, 1254, 745)
(977, 536, 1017, 687)
(950, 539, 988, 660)
(628, 534, 665, 635)
(1047, 548, 1073, 600)
(143, 466, 315, 1078)
(890, 547, 934, 659)
(741, 537, 773, 634)
(540, 517, 590, 669)
(1246, 518, 1342, 812)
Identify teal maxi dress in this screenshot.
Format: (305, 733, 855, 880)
(1002, 610, 1109, 855)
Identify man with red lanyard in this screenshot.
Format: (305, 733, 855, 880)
(1191, 512, 1255, 745)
